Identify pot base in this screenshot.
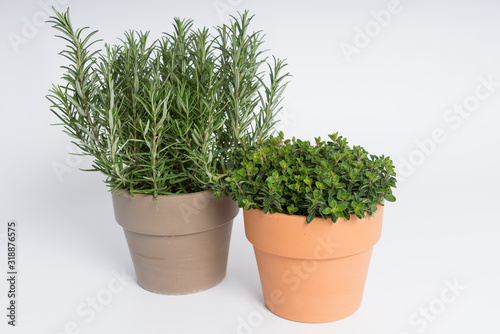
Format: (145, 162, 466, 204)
(124, 220, 233, 295)
(254, 246, 374, 323)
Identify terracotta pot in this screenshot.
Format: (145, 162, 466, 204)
(243, 205, 384, 323)
(112, 190, 239, 294)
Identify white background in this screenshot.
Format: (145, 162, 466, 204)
(1, 0, 500, 333)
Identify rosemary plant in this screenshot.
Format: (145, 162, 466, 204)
(47, 9, 289, 196)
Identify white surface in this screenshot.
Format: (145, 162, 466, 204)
(1, 0, 500, 333)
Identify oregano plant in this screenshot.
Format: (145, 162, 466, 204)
(46, 9, 289, 196)
(223, 132, 397, 223)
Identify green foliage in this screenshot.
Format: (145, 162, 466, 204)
(47, 9, 289, 196)
(223, 132, 397, 223)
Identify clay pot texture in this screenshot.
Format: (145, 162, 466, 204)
(243, 205, 384, 323)
(112, 190, 239, 294)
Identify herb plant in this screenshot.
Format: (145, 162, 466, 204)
(224, 132, 397, 223)
(47, 9, 289, 196)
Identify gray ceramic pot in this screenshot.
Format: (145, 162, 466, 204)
(112, 190, 239, 294)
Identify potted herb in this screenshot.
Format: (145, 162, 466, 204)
(46, 9, 289, 294)
(224, 132, 397, 322)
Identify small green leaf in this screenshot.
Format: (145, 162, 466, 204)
(306, 211, 316, 224)
(287, 205, 298, 215)
(337, 203, 347, 211)
(385, 193, 396, 202)
(266, 176, 276, 183)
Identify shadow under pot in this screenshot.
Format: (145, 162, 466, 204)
(112, 190, 239, 295)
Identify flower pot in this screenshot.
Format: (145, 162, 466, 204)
(243, 205, 384, 323)
(112, 190, 239, 294)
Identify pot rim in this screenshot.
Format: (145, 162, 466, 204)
(112, 188, 215, 199)
(112, 189, 239, 236)
(243, 206, 384, 259)
(243, 204, 384, 224)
